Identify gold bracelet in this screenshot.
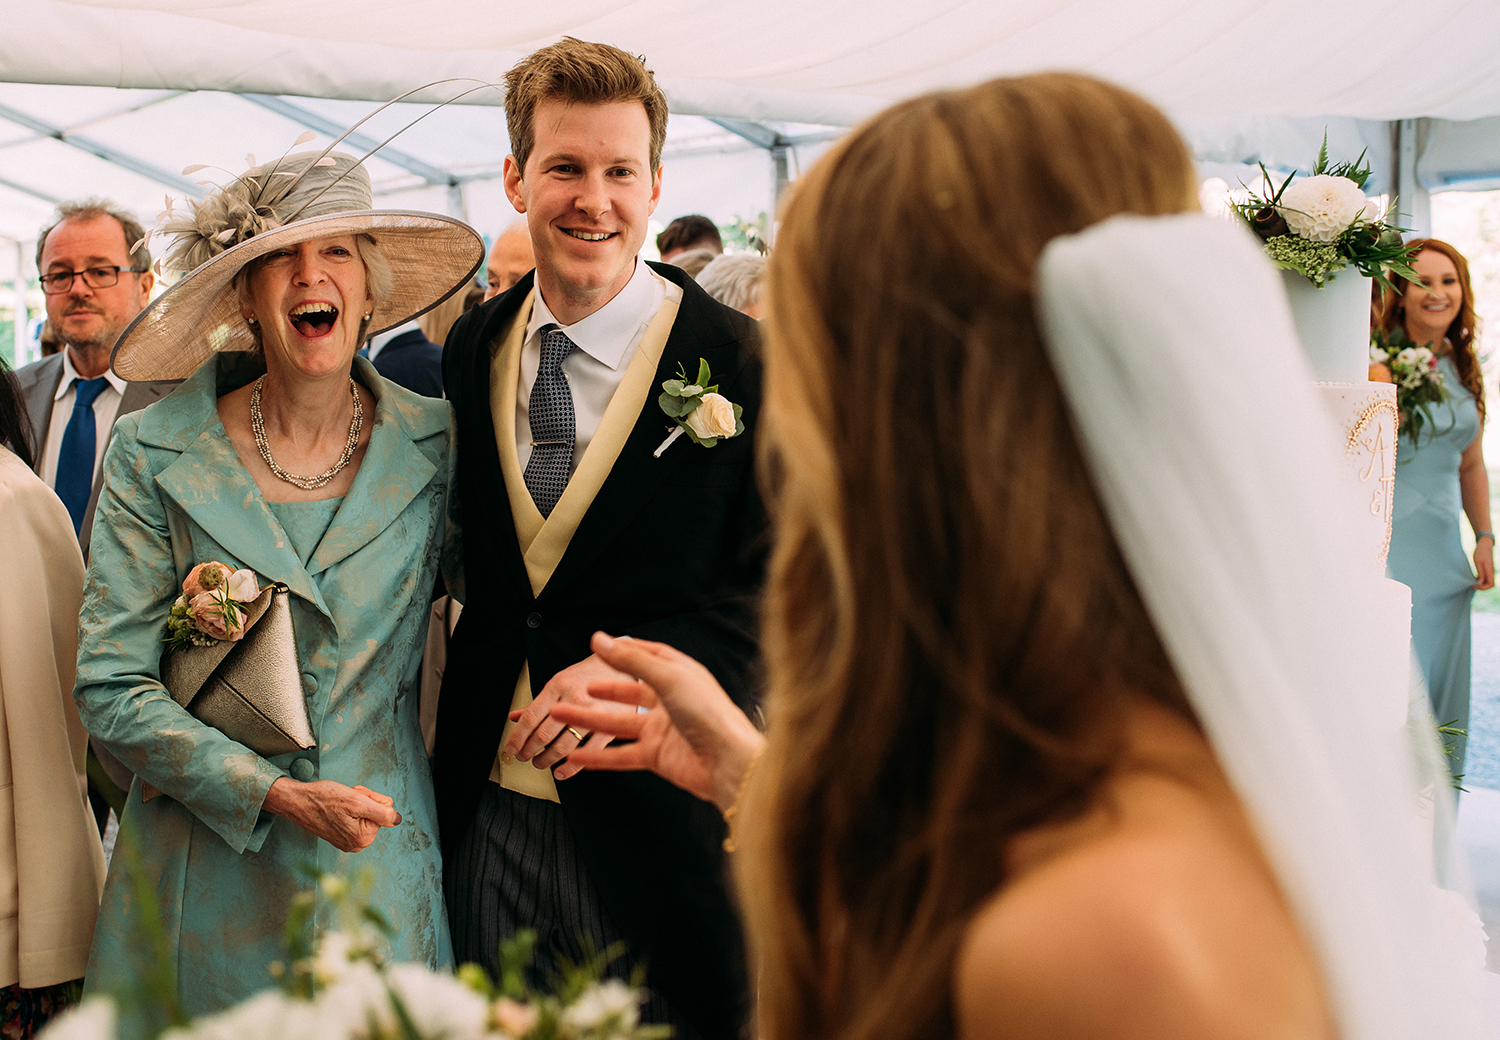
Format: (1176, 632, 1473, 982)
(721, 743, 766, 854)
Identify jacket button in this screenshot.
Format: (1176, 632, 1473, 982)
(289, 757, 316, 782)
(302, 672, 318, 693)
(526, 613, 542, 629)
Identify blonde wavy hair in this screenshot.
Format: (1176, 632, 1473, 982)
(740, 72, 1202, 1040)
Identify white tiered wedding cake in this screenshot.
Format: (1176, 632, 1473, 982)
(1281, 269, 1411, 728)
(1283, 269, 1398, 565)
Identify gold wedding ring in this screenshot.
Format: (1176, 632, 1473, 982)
(566, 726, 588, 742)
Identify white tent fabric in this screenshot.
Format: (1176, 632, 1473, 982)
(0, 83, 828, 243)
(9, 0, 1500, 123)
(7, 0, 1500, 353)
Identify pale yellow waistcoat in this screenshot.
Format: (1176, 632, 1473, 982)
(486, 278, 682, 801)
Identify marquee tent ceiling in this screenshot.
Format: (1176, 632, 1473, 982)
(4, 0, 1500, 266)
(0, 80, 840, 256)
(10, 0, 1500, 124)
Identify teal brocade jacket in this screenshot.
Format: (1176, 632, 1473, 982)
(74, 354, 456, 1029)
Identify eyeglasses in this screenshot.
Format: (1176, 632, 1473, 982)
(40, 265, 148, 294)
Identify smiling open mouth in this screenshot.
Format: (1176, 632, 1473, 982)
(562, 229, 613, 241)
(289, 301, 339, 336)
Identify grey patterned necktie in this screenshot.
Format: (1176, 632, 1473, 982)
(524, 326, 577, 518)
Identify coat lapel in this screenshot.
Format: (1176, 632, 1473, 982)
(545, 268, 751, 597)
(451, 279, 533, 599)
(308, 357, 442, 576)
(141, 355, 326, 615)
(17, 354, 61, 468)
(497, 278, 682, 598)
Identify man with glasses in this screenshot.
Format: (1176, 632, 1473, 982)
(16, 199, 177, 836)
(16, 199, 176, 556)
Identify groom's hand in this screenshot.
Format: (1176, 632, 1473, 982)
(506, 653, 624, 777)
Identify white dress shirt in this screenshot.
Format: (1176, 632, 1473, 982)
(39, 349, 127, 489)
(515, 260, 668, 472)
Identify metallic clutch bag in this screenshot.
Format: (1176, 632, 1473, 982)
(144, 583, 316, 802)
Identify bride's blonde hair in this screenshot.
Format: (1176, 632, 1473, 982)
(741, 72, 1201, 1040)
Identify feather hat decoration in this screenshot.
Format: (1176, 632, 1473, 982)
(111, 81, 507, 381)
(160, 153, 348, 274)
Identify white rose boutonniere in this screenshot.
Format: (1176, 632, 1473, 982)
(653, 358, 745, 457)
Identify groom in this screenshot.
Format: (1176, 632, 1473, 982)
(435, 38, 764, 1040)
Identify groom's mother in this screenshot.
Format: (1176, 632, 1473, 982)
(73, 152, 481, 1030)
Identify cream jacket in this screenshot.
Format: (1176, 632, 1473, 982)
(0, 446, 105, 987)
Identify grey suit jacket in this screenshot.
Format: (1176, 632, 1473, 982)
(15, 353, 177, 559)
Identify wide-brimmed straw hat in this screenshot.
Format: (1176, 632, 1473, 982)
(112, 151, 483, 381)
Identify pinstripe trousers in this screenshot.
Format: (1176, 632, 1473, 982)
(446, 783, 701, 1039)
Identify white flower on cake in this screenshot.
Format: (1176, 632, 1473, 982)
(1276, 174, 1369, 243)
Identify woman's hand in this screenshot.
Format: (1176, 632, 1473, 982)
(262, 778, 401, 853)
(546, 632, 766, 813)
(1475, 537, 1495, 591)
(1459, 432, 1493, 590)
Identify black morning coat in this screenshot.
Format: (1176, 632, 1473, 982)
(435, 261, 765, 1040)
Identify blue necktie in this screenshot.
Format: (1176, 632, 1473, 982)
(56, 377, 109, 535)
(523, 327, 577, 518)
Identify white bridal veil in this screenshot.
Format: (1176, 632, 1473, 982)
(1036, 214, 1496, 1040)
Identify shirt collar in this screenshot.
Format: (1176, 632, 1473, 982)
(527, 259, 660, 371)
(55, 346, 127, 400)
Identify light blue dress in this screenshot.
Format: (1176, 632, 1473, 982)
(1388, 354, 1480, 775)
(74, 353, 457, 1035)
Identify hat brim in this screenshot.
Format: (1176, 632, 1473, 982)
(112, 209, 485, 382)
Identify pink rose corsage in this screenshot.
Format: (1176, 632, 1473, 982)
(165, 561, 261, 650)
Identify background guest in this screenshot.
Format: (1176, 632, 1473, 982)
(656, 214, 722, 263)
(14, 200, 176, 554)
(697, 254, 766, 318)
(484, 222, 535, 301)
(369, 274, 484, 398)
(0, 355, 107, 1037)
(38, 320, 61, 358)
(1378, 237, 1491, 776)
(667, 247, 718, 279)
(370, 319, 443, 398)
(461, 277, 486, 313)
(13, 198, 179, 834)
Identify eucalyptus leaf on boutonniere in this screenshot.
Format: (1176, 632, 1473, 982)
(653, 357, 745, 457)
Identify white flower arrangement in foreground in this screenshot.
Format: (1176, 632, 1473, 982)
(42, 870, 667, 1040)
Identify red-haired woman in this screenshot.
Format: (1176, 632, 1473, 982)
(1378, 238, 1492, 776)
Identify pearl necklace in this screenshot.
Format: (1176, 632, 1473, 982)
(250, 375, 363, 490)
